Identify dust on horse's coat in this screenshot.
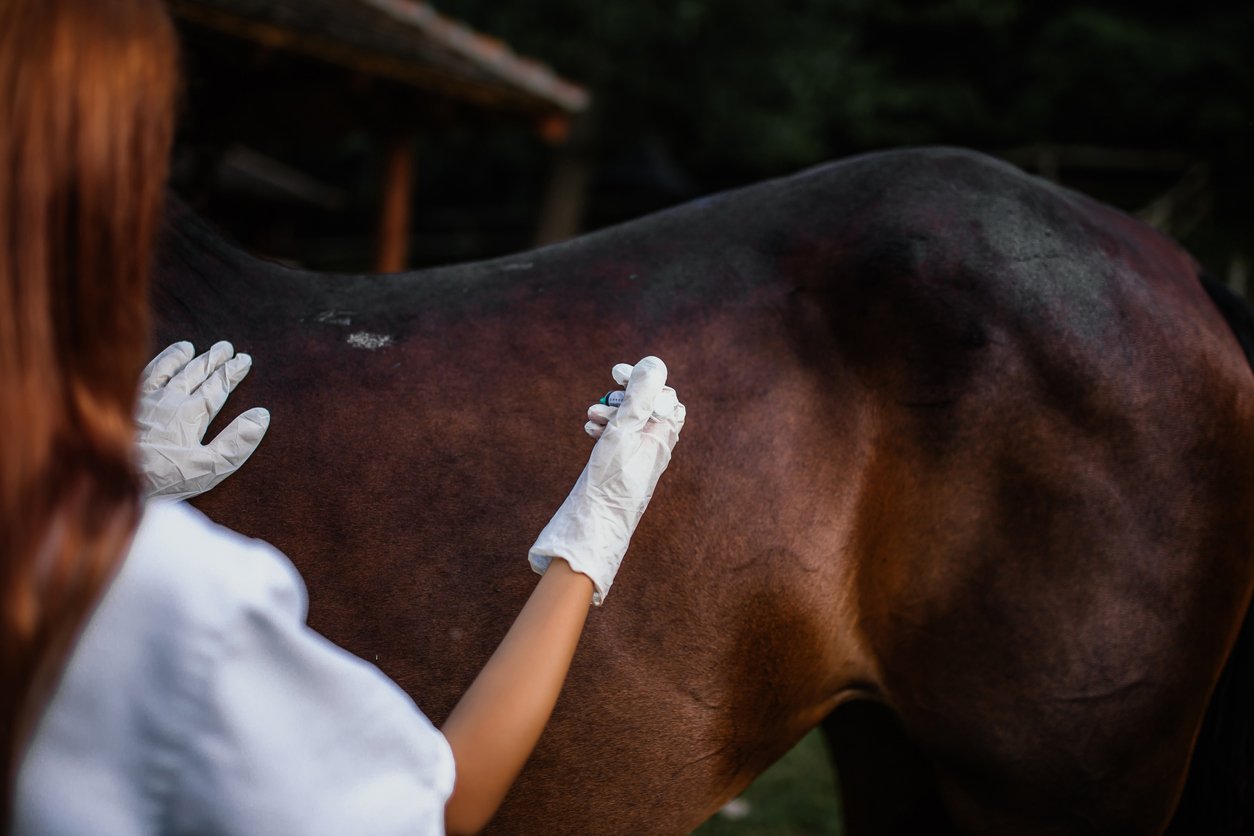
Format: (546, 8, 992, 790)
(154, 148, 1254, 835)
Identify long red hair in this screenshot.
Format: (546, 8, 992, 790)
(0, 0, 178, 822)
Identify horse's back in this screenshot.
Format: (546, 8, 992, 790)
(153, 149, 1254, 834)
(153, 185, 872, 832)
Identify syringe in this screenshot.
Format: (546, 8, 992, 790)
(598, 388, 679, 419)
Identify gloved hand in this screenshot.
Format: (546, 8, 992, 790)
(529, 356, 686, 605)
(584, 362, 680, 439)
(135, 341, 270, 502)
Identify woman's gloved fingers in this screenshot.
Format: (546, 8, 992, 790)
(228, 353, 252, 387)
(612, 356, 668, 432)
(205, 406, 271, 468)
(587, 403, 615, 424)
(585, 403, 614, 439)
(135, 341, 271, 502)
(611, 362, 634, 387)
(139, 341, 194, 393)
(192, 354, 254, 432)
(644, 399, 686, 446)
(607, 363, 677, 420)
(652, 387, 679, 419)
(171, 340, 234, 395)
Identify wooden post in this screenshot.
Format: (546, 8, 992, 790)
(535, 153, 591, 246)
(535, 114, 590, 247)
(376, 132, 415, 272)
(1230, 254, 1249, 300)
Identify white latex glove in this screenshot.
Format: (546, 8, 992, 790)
(529, 356, 686, 605)
(135, 341, 270, 502)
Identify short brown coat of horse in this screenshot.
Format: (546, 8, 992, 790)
(155, 148, 1254, 834)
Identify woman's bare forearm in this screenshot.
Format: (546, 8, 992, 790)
(440, 358, 686, 833)
(441, 558, 593, 834)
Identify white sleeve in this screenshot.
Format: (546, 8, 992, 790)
(166, 544, 456, 836)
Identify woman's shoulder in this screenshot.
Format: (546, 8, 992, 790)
(15, 504, 308, 834)
(19, 502, 455, 834)
(124, 501, 308, 628)
(109, 505, 456, 833)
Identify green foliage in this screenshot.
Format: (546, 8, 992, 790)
(434, 0, 1252, 192)
(693, 730, 842, 835)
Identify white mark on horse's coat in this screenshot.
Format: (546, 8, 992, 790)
(502, 262, 534, 272)
(315, 310, 354, 326)
(347, 332, 392, 350)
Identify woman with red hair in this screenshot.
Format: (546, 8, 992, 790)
(0, 1, 684, 833)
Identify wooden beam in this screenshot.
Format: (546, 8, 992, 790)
(376, 133, 416, 273)
(169, 3, 584, 121)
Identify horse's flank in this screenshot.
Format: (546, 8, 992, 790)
(154, 147, 1254, 834)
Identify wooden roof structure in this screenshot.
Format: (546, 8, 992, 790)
(169, 0, 589, 121)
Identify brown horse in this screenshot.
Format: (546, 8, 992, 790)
(153, 147, 1254, 835)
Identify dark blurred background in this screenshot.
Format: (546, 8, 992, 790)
(167, 0, 1253, 290)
